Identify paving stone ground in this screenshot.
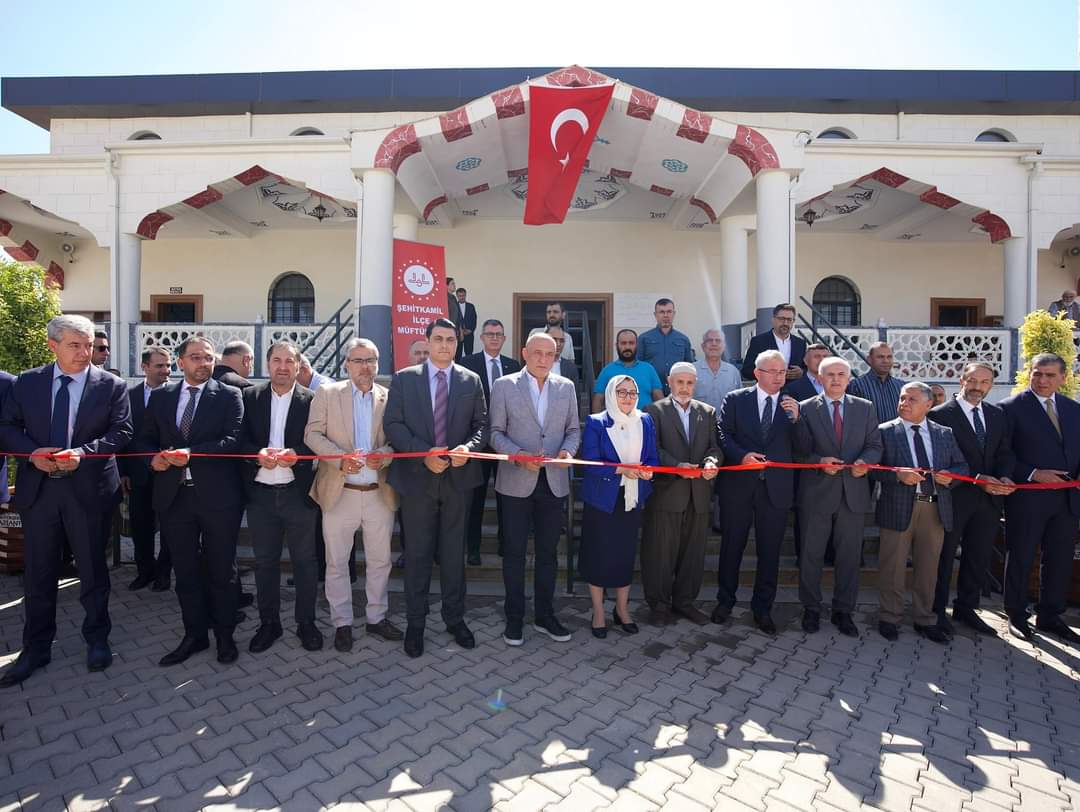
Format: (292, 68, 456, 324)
(1, 568, 1080, 811)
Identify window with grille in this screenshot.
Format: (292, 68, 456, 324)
(268, 273, 315, 324)
(812, 276, 861, 327)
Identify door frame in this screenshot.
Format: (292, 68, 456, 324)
(149, 294, 204, 322)
(930, 297, 985, 327)
(512, 292, 614, 366)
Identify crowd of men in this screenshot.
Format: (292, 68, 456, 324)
(0, 297, 1078, 689)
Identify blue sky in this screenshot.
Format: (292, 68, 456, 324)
(0, 0, 1077, 154)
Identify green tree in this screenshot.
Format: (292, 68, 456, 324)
(1013, 308, 1079, 398)
(0, 259, 62, 374)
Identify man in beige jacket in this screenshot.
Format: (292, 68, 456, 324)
(305, 338, 402, 652)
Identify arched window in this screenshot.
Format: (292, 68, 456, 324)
(129, 131, 162, 141)
(812, 276, 861, 327)
(975, 129, 1014, 143)
(268, 273, 315, 324)
(817, 128, 855, 140)
(290, 127, 325, 137)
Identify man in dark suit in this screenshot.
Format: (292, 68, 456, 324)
(740, 303, 807, 382)
(212, 340, 254, 389)
(447, 277, 464, 361)
(928, 362, 1016, 636)
(546, 325, 580, 386)
(385, 318, 487, 658)
(873, 382, 968, 643)
(715, 350, 798, 634)
(783, 343, 829, 402)
(0, 315, 132, 687)
(140, 336, 245, 666)
(122, 347, 173, 591)
(793, 356, 882, 637)
(1000, 352, 1080, 643)
(456, 287, 478, 356)
(461, 318, 520, 564)
(0, 370, 14, 506)
(239, 341, 322, 654)
(643, 363, 722, 626)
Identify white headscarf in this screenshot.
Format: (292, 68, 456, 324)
(604, 374, 644, 511)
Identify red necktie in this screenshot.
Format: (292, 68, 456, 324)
(832, 400, 843, 445)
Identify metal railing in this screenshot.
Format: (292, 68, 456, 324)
(297, 299, 353, 376)
(562, 308, 597, 594)
(796, 296, 871, 368)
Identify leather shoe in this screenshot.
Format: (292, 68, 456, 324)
(754, 614, 777, 636)
(447, 621, 476, 649)
(159, 635, 209, 666)
(334, 626, 354, 653)
(936, 614, 955, 637)
(0, 651, 50, 688)
(367, 619, 404, 642)
(150, 578, 171, 592)
(216, 635, 239, 664)
(673, 605, 711, 626)
(831, 611, 859, 638)
(954, 608, 996, 636)
(914, 624, 950, 644)
(878, 621, 899, 641)
(1036, 616, 1080, 645)
(1008, 616, 1035, 641)
(297, 622, 323, 651)
(467, 552, 482, 566)
(710, 605, 731, 625)
(404, 626, 424, 658)
(238, 591, 254, 609)
(87, 642, 112, 672)
(249, 623, 283, 653)
(649, 605, 674, 626)
(128, 574, 153, 591)
(802, 610, 820, 633)
(591, 625, 608, 639)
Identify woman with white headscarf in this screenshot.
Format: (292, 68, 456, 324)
(578, 374, 660, 638)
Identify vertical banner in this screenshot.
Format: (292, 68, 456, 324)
(391, 239, 448, 370)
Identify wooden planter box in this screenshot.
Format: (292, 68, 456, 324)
(0, 498, 24, 574)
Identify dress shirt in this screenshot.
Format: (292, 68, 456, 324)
(900, 419, 934, 468)
(143, 380, 165, 407)
(773, 333, 791, 366)
(308, 370, 332, 391)
(525, 370, 550, 426)
(955, 397, 986, 435)
(51, 364, 89, 448)
(175, 379, 208, 482)
(806, 373, 825, 396)
(552, 359, 563, 378)
(673, 398, 692, 442)
(637, 326, 695, 384)
(255, 385, 296, 485)
(826, 396, 845, 422)
(692, 359, 742, 413)
(482, 352, 503, 393)
(347, 384, 378, 486)
(755, 386, 781, 422)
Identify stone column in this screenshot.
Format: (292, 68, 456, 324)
(755, 169, 790, 333)
(357, 169, 395, 373)
(720, 216, 750, 357)
(1003, 236, 1027, 328)
(117, 233, 142, 376)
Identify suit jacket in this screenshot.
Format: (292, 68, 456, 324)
(793, 394, 883, 514)
(460, 301, 477, 334)
(644, 397, 722, 513)
(137, 377, 244, 512)
(872, 418, 968, 532)
(1000, 389, 1080, 517)
(782, 373, 820, 403)
(489, 371, 581, 498)
(239, 382, 316, 501)
(718, 386, 796, 510)
(305, 380, 397, 512)
(447, 293, 463, 329)
(120, 382, 156, 486)
(384, 363, 487, 496)
(0, 371, 13, 504)
(928, 399, 1014, 512)
(461, 352, 522, 404)
(554, 357, 580, 385)
(740, 331, 808, 381)
(0, 363, 132, 512)
(580, 412, 659, 513)
(212, 365, 253, 389)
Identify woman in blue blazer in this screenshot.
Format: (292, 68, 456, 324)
(579, 374, 660, 638)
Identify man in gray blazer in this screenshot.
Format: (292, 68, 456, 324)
(793, 356, 882, 637)
(872, 382, 968, 644)
(489, 334, 581, 646)
(643, 362, 721, 626)
(384, 318, 488, 658)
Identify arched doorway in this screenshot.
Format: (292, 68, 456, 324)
(268, 273, 315, 323)
(812, 276, 861, 327)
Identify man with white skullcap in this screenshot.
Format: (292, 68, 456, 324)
(642, 361, 723, 625)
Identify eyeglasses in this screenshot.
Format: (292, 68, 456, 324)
(184, 353, 214, 363)
(774, 316, 795, 323)
(615, 389, 639, 399)
(481, 332, 504, 339)
(95, 345, 110, 353)
(347, 357, 379, 366)
(759, 368, 787, 376)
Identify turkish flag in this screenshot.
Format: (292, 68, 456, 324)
(524, 83, 615, 225)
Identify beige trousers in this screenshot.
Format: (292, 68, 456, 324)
(878, 500, 945, 626)
(321, 488, 394, 627)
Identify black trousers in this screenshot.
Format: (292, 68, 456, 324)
(467, 458, 504, 556)
(933, 491, 1000, 616)
(717, 481, 787, 617)
(20, 478, 112, 655)
(1004, 493, 1078, 621)
(501, 471, 563, 623)
(401, 477, 468, 628)
(246, 484, 318, 625)
(129, 481, 171, 581)
(159, 486, 243, 640)
(642, 504, 708, 611)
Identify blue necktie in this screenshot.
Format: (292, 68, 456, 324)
(971, 407, 986, 448)
(49, 375, 72, 448)
(760, 396, 773, 439)
(911, 424, 935, 496)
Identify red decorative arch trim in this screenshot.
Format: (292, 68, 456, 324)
(858, 167, 909, 188)
(972, 211, 1012, 243)
(0, 219, 11, 237)
(465, 184, 489, 196)
(374, 125, 421, 174)
(234, 165, 282, 186)
(6, 240, 39, 262)
(492, 87, 525, 119)
(423, 195, 447, 221)
(183, 187, 224, 209)
(45, 261, 65, 290)
(626, 88, 658, 121)
(919, 189, 960, 209)
(545, 65, 608, 87)
(650, 185, 674, 197)
(137, 211, 174, 240)
(727, 125, 780, 176)
(676, 109, 712, 144)
(440, 108, 473, 142)
(689, 197, 717, 224)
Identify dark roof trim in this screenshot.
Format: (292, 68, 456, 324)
(6, 67, 1080, 129)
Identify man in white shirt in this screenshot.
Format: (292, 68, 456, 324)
(692, 329, 742, 413)
(239, 341, 323, 654)
(528, 302, 576, 362)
